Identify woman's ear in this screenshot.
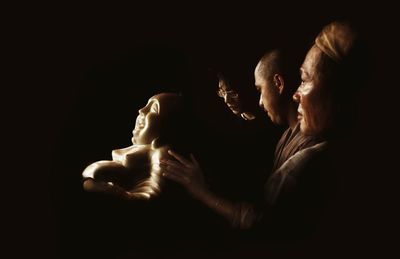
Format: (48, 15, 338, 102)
(273, 74, 285, 95)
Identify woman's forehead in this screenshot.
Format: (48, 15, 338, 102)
(302, 45, 324, 76)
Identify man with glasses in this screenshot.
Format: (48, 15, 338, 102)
(160, 47, 321, 231)
(216, 73, 256, 121)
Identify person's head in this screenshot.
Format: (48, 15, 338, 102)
(216, 72, 258, 121)
(132, 93, 185, 145)
(216, 74, 242, 115)
(293, 21, 367, 137)
(254, 49, 301, 125)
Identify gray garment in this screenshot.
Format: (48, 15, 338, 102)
(265, 141, 329, 206)
(272, 122, 319, 172)
(235, 141, 330, 230)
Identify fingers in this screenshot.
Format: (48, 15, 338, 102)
(160, 159, 185, 174)
(190, 153, 200, 167)
(167, 150, 190, 166)
(160, 159, 190, 186)
(162, 171, 190, 185)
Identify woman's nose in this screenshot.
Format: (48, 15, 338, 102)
(259, 95, 263, 109)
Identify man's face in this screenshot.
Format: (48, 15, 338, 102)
(254, 63, 282, 124)
(217, 78, 242, 115)
(132, 96, 161, 145)
(293, 45, 333, 136)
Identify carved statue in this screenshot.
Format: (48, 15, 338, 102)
(82, 93, 184, 200)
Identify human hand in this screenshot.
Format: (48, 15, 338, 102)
(160, 150, 207, 198)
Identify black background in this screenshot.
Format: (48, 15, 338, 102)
(7, 1, 399, 258)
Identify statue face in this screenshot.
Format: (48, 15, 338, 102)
(217, 77, 242, 115)
(132, 96, 161, 145)
(293, 45, 333, 136)
(132, 93, 183, 145)
(83, 93, 183, 200)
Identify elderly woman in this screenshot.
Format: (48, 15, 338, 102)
(161, 21, 367, 240)
(266, 21, 368, 204)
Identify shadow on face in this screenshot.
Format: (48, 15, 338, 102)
(217, 76, 242, 115)
(254, 62, 283, 125)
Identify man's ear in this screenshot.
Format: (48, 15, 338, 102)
(273, 74, 285, 95)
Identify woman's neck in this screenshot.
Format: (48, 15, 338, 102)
(286, 102, 299, 130)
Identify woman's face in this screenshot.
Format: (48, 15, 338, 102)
(132, 96, 161, 145)
(293, 45, 333, 136)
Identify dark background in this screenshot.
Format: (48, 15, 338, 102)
(7, 1, 399, 258)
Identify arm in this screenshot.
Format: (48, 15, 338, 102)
(160, 150, 257, 229)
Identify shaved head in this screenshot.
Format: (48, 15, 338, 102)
(256, 49, 282, 83)
(256, 48, 301, 97)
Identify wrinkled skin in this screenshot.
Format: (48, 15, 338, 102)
(293, 45, 333, 136)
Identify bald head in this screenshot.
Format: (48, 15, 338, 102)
(256, 49, 282, 83)
(256, 48, 302, 98)
(254, 48, 302, 126)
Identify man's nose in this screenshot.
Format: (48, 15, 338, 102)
(293, 91, 301, 103)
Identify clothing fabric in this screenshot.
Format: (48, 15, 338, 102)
(265, 141, 329, 206)
(236, 140, 335, 243)
(272, 122, 320, 172)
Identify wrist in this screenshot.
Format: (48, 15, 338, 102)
(196, 189, 222, 210)
(189, 184, 209, 201)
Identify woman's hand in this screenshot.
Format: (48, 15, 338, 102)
(161, 150, 255, 229)
(160, 150, 207, 198)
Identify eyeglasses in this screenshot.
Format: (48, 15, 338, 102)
(217, 89, 239, 98)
